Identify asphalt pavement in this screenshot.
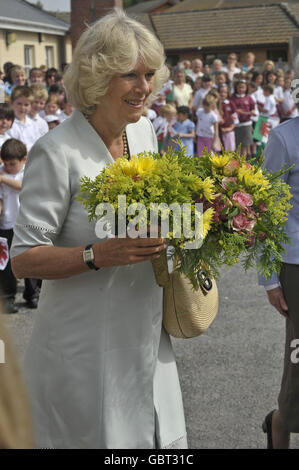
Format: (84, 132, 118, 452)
(2, 263, 299, 449)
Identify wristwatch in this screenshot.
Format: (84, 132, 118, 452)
(83, 244, 100, 271)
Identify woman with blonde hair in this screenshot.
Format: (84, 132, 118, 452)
(11, 8, 187, 449)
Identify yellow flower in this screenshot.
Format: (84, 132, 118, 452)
(210, 154, 231, 168)
(135, 155, 157, 175)
(200, 177, 215, 201)
(106, 155, 157, 179)
(120, 155, 157, 177)
(202, 207, 214, 238)
(238, 165, 270, 191)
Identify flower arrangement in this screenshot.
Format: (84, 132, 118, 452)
(78, 146, 292, 290)
(174, 148, 292, 288)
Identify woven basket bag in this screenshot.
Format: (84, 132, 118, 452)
(163, 271, 219, 338)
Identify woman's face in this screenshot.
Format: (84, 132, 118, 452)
(175, 71, 185, 83)
(98, 61, 155, 127)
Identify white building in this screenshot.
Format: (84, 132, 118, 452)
(0, 0, 71, 74)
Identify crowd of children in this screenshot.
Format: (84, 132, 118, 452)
(0, 63, 73, 313)
(149, 53, 298, 158)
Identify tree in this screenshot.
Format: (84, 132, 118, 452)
(35, 1, 44, 9)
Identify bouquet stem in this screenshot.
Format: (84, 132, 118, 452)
(152, 250, 170, 287)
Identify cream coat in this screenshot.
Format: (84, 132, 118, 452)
(11, 110, 187, 449)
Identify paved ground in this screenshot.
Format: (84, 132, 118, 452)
(2, 264, 299, 449)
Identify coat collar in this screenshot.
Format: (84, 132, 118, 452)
(70, 109, 135, 163)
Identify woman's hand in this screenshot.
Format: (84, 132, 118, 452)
(94, 236, 167, 267)
(266, 286, 289, 319)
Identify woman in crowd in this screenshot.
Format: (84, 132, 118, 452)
(11, 9, 187, 449)
(172, 65, 193, 108)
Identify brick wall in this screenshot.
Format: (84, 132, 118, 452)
(70, 0, 123, 50)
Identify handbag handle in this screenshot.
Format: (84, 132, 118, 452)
(197, 271, 213, 291)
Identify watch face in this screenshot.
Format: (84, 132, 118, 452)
(84, 249, 94, 263)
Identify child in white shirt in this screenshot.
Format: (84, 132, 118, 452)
(0, 138, 42, 312)
(260, 84, 280, 129)
(281, 77, 299, 120)
(28, 84, 49, 137)
(153, 104, 176, 154)
(161, 104, 178, 154)
(196, 94, 219, 156)
(192, 74, 214, 112)
(39, 95, 62, 121)
(59, 99, 74, 123)
(0, 103, 14, 149)
(0, 138, 26, 313)
(7, 86, 40, 151)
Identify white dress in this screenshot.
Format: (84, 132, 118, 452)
(11, 110, 187, 449)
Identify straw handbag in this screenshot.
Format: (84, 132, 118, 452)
(162, 270, 219, 339)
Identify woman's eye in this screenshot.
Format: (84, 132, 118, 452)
(124, 73, 136, 79)
(146, 73, 155, 80)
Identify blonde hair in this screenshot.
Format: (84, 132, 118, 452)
(30, 83, 48, 101)
(160, 103, 177, 115)
(10, 66, 25, 80)
(46, 94, 59, 106)
(11, 86, 34, 103)
(202, 94, 216, 108)
(275, 68, 285, 78)
(64, 8, 169, 116)
(263, 60, 275, 71)
(207, 89, 221, 114)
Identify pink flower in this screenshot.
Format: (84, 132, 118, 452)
(221, 177, 237, 190)
(232, 213, 256, 231)
(212, 193, 230, 222)
(247, 207, 256, 218)
(232, 191, 253, 209)
(246, 233, 256, 247)
(223, 159, 240, 176)
(259, 202, 267, 213)
(246, 219, 256, 231)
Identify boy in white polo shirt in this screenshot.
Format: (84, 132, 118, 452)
(0, 138, 26, 313)
(29, 83, 49, 137)
(7, 85, 40, 151)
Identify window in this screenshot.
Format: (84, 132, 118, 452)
(45, 46, 54, 68)
(267, 49, 288, 63)
(24, 46, 34, 76)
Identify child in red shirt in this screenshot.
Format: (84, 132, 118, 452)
(230, 80, 256, 158)
(219, 83, 238, 151)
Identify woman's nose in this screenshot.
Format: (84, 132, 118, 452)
(135, 75, 151, 94)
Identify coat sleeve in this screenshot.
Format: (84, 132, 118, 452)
(11, 135, 71, 258)
(258, 127, 290, 287)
